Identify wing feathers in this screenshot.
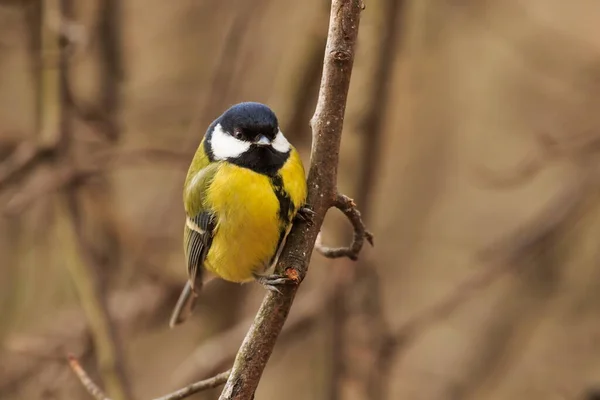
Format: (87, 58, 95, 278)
(184, 212, 215, 290)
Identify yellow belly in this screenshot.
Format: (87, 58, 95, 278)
(204, 163, 282, 283)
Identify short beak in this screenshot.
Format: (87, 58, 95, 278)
(255, 135, 271, 147)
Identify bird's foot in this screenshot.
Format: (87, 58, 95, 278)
(295, 205, 316, 226)
(254, 273, 296, 294)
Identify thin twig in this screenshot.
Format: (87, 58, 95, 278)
(68, 355, 230, 400)
(68, 355, 110, 400)
(315, 193, 374, 260)
(218, 1, 364, 398)
(152, 371, 230, 400)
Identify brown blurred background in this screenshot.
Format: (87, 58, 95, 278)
(2, 0, 600, 399)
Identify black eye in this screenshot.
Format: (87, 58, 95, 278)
(233, 129, 244, 140)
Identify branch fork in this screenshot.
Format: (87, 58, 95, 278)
(315, 193, 374, 261)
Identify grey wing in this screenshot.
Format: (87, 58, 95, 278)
(184, 211, 216, 291)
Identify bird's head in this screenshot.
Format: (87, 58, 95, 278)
(205, 102, 291, 175)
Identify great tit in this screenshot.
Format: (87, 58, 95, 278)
(169, 102, 312, 327)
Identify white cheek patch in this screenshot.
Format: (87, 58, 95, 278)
(210, 123, 251, 160)
(272, 129, 291, 153)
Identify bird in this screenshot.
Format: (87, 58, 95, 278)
(169, 102, 313, 328)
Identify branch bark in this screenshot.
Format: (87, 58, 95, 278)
(218, 1, 364, 398)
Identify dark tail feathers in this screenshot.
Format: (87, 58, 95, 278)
(169, 281, 198, 328)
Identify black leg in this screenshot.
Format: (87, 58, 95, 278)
(253, 273, 295, 294)
(295, 205, 316, 225)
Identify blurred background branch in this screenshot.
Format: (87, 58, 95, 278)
(328, 0, 402, 398)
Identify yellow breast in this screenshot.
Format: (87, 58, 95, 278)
(204, 163, 282, 282)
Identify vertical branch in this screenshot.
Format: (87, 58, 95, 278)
(218, 1, 364, 399)
(39, 0, 62, 147)
(97, 0, 122, 142)
(272, 0, 329, 145)
(62, 192, 132, 400)
(24, 0, 42, 134)
(331, 0, 404, 399)
(355, 0, 403, 213)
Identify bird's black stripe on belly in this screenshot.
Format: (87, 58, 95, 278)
(270, 174, 293, 223)
(268, 175, 292, 266)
